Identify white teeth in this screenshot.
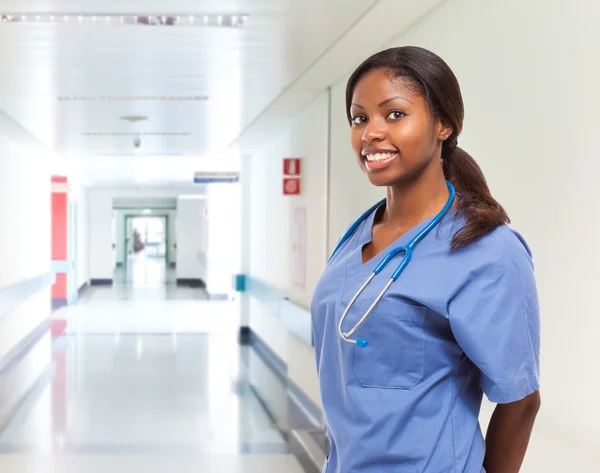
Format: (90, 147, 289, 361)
(365, 152, 397, 162)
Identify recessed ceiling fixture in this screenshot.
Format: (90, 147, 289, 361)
(0, 13, 249, 28)
(57, 95, 209, 102)
(120, 115, 148, 123)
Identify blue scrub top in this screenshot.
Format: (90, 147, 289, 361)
(311, 205, 540, 473)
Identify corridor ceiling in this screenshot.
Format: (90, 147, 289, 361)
(0, 0, 444, 186)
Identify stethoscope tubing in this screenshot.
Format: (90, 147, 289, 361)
(335, 181, 456, 347)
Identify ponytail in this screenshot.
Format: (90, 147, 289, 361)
(442, 143, 509, 250)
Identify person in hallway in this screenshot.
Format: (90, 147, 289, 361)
(311, 46, 541, 473)
(133, 228, 145, 253)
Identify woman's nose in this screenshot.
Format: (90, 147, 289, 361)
(362, 118, 386, 142)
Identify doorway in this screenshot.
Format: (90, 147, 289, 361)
(125, 215, 169, 285)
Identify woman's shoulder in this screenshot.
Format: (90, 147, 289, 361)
(462, 224, 535, 274)
(440, 212, 532, 258)
(492, 224, 533, 257)
(439, 223, 537, 302)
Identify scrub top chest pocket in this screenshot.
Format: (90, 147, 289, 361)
(351, 299, 427, 389)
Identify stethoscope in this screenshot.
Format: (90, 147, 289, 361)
(329, 181, 456, 348)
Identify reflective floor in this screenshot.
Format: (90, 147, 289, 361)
(0, 276, 303, 472)
(116, 252, 171, 287)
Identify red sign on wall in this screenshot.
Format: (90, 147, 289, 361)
(283, 158, 301, 196)
(283, 158, 301, 176)
(283, 178, 301, 195)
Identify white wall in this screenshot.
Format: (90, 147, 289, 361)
(247, 91, 329, 409)
(248, 91, 329, 307)
(70, 184, 89, 289)
(205, 183, 242, 294)
(88, 191, 113, 280)
(0, 132, 52, 426)
(246, 0, 600, 468)
(167, 209, 176, 265)
(176, 197, 208, 282)
(0, 135, 51, 287)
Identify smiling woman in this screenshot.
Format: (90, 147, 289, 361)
(345, 46, 510, 251)
(311, 46, 541, 473)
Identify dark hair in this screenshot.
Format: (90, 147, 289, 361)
(345, 46, 509, 250)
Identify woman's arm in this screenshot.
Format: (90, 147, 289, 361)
(483, 390, 541, 473)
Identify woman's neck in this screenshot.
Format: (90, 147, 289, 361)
(382, 172, 450, 231)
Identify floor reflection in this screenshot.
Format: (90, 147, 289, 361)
(0, 280, 304, 473)
(0, 335, 287, 455)
(117, 252, 171, 287)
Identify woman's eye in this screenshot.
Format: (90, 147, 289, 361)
(352, 116, 366, 126)
(387, 111, 405, 120)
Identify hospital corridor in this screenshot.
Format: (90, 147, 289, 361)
(0, 284, 305, 472)
(0, 1, 598, 472)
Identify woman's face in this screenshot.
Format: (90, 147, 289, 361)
(349, 68, 451, 187)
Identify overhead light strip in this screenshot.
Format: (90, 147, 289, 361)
(0, 13, 249, 28)
(57, 96, 209, 101)
(82, 132, 191, 136)
(94, 152, 185, 156)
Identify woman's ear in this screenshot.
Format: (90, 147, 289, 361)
(437, 119, 454, 141)
(440, 129, 453, 141)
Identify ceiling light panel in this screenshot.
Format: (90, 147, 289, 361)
(57, 95, 209, 102)
(0, 13, 249, 28)
(82, 132, 190, 137)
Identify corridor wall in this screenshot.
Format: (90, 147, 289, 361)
(0, 132, 53, 428)
(245, 91, 330, 424)
(245, 0, 600, 470)
(176, 197, 209, 286)
(70, 183, 90, 291)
